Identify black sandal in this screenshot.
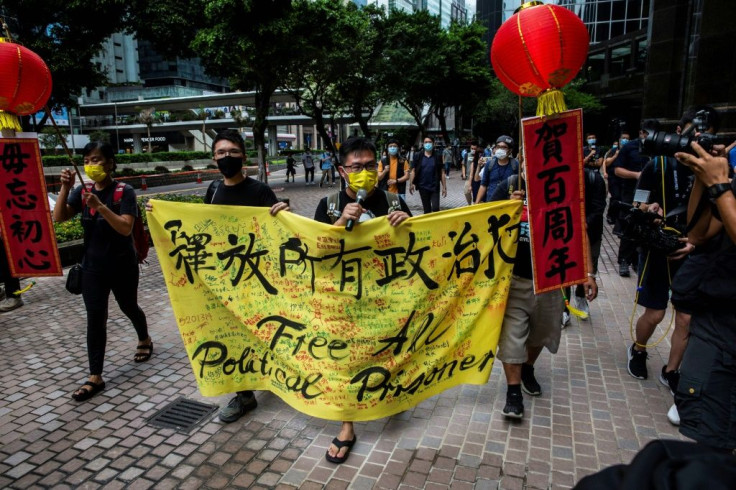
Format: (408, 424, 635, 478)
(71, 381, 105, 402)
(325, 435, 357, 464)
(134, 340, 153, 363)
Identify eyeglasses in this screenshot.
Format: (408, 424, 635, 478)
(346, 162, 378, 173)
(214, 149, 244, 157)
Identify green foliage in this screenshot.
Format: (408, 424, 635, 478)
(53, 215, 83, 243)
(181, 164, 194, 171)
(38, 127, 67, 153)
(3, 1, 130, 110)
(88, 130, 111, 144)
(153, 166, 170, 174)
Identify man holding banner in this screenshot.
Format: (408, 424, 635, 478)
(314, 137, 411, 464)
(147, 129, 289, 422)
(490, 162, 598, 419)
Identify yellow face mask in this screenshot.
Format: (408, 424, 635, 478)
(347, 169, 378, 193)
(84, 165, 108, 183)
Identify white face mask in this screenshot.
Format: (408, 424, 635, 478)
(495, 149, 508, 160)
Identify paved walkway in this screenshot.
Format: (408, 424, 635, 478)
(0, 168, 686, 489)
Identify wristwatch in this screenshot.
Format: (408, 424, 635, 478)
(707, 182, 731, 200)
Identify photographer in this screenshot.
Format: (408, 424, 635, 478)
(672, 138, 735, 452)
(614, 120, 659, 276)
(604, 131, 630, 224)
(626, 107, 720, 386)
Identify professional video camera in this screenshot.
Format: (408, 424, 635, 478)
(641, 110, 713, 157)
(619, 205, 686, 255)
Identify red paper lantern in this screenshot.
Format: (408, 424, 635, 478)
(490, 2, 588, 114)
(0, 38, 53, 130)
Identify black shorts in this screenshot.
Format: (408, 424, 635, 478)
(636, 250, 681, 310)
(676, 311, 736, 451)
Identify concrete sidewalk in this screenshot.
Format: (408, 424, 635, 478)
(0, 168, 685, 489)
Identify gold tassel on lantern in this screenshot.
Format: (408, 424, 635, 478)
(0, 110, 22, 131)
(536, 89, 567, 117)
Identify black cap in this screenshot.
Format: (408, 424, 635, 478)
(496, 135, 514, 148)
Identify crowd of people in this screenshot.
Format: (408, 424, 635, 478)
(4, 106, 733, 465)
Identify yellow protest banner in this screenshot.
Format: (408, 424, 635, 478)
(149, 199, 521, 421)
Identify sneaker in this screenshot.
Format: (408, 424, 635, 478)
(619, 263, 630, 277)
(0, 296, 24, 312)
(627, 344, 648, 380)
(219, 391, 258, 423)
(561, 311, 571, 328)
(502, 392, 524, 419)
(659, 367, 680, 395)
(667, 403, 680, 426)
(521, 364, 542, 396)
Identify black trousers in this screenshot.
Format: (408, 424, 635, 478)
(0, 246, 21, 298)
(304, 167, 314, 182)
(82, 258, 148, 375)
(418, 189, 440, 214)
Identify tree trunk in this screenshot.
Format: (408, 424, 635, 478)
(435, 105, 449, 145)
(147, 125, 152, 153)
(252, 87, 275, 184)
(202, 120, 207, 152)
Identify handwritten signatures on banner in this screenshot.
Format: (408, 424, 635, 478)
(149, 200, 521, 421)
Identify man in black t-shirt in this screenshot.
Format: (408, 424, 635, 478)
(315, 137, 411, 465)
(147, 129, 289, 424)
(490, 168, 598, 420)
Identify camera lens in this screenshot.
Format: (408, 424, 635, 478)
(641, 131, 694, 157)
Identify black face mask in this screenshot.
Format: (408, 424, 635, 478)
(216, 156, 243, 178)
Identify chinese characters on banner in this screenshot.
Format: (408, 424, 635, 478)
(522, 109, 588, 294)
(0, 138, 62, 277)
(148, 199, 522, 421)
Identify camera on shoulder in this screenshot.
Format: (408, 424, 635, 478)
(640, 109, 713, 157)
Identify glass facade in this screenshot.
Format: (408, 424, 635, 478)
(476, 0, 650, 45)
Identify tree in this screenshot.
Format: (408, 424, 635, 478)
(431, 21, 494, 145)
(137, 108, 158, 153)
(38, 126, 67, 154)
(379, 9, 447, 138)
(331, 4, 385, 139)
(88, 130, 111, 144)
(2, 1, 131, 128)
(281, 1, 367, 153)
(192, 0, 294, 183)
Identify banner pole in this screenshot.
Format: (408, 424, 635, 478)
(44, 106, 86, 187)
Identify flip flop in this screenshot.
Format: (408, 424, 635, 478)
(134, 341, 153, 363)
(325, 435, 357, 464)
(71, 381, 105, 402)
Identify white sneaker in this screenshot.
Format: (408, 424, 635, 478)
(561, 311, 571, 328)
(0, 296, 24, 312)
(573, 296, 590, 320)
(667, 403, 680, 426)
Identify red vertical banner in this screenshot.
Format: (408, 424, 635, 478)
(0, 138, 62, 277)
(521, 109, 588, 294)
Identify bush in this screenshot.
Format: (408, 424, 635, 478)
(153, 165, 170, 174)
(206, 164, 217, 169)
(42, 150, 211, 167)
(54, 215, 83, 242)
(181, 164, 194, 171)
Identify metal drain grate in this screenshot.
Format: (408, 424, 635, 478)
(146, 397, 218, 433)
